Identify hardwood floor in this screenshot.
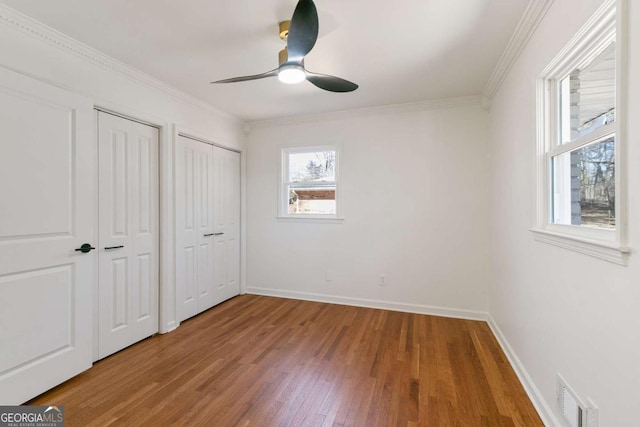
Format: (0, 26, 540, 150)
(29, 295, 542, 426)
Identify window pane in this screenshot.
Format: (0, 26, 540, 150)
(552, 136, 615, 228)
(288, 186, 336, 215)
(559, 43, 615, 144)
(288, 151, 336, 182)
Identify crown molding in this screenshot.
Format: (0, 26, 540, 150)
(248, 95, 482, 130)
(481, 0, 555, 109)
(0, 3, 242, 126)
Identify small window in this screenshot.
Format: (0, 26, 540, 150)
(280, 146, 339, 218)
(534, 0, 628, 264)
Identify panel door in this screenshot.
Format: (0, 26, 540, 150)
(175, 136, 214, 322)
(212, 146, 241, 305)
(0, 67, 94, 404)
(97, 112, 159, 359)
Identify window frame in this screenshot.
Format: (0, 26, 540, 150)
(278, 145, 343, 222)
(532, 0, 629, 264)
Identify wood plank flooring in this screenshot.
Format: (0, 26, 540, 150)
(29, 295, 542, 426)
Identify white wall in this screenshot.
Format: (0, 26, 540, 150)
(488, 0, 640, 425)
(0, 5, 245, 334)
(246, 104, 491, 318)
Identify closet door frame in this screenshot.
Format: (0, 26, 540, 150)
(92, 106, 176, 360)
(173, 128, 245, 322)
(96, 111, 160, 360)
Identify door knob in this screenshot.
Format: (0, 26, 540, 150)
(75, 243, 96, 253)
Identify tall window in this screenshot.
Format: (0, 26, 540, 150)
(552, 44, 616, 229)
(280, 146, 339, 217)
(535, 0, 628, 264)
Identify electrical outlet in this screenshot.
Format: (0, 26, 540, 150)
(379, 275, 386, 286)
(325, 270, 332, 282)
(586, 398, 598, 427)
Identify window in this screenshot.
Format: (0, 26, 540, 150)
(534, 0, 629, 264)
(279, 146, 340, 219)
(552, 44, 616, 229)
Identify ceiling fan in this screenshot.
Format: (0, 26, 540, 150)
(211, 0, 358, 92)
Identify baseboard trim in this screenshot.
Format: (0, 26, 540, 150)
(160, 321, 179, 334)
(246, 287, 487, 321)
(487, 315, 560, 426)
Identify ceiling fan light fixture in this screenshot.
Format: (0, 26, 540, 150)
(278, 65, 306, 84)
(210, 0, 357, 92)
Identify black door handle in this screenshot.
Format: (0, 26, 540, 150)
(75, 243, 95, 253)
(204, 233, 215, 237)
(213, 232, 224, 236)
(104, 245, 124, 250)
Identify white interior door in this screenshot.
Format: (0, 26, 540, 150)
(0, 67, 94, 404)
(175, 136, 214, 322)
(97, 112, 159, 360)
(212, 146, 241, 305)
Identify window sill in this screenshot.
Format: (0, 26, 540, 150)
(529, 228, 630, 266)
(276, 215, 345, 224)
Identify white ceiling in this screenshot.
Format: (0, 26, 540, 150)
(1, 0, 530, 122)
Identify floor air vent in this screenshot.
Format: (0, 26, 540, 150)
(557, 374, 585, 427)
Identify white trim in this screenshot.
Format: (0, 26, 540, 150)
(614, 0, 629, 249)
(0, 3, 241, 126)
(249, 96, 481, 129)
(530, 228, 629, 265)
(487, 315, 561, 427)
(158, 123, 177, 334)
(275, 216, 345, 224)
(94, 106, 161, 129)
(240, 146, 248, 295)
(549, 125, 615, 157)
(176, 128, 242, 153)
(481, 0, 555, 108)
(538, 0, 616, 79)
(246, 287, 488, 321)
(163, 321, 179, 334)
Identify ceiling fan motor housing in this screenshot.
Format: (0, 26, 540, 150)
(278, 47, 304, 67)
(279, 20, 290, 41)
(279, 21, 295, 66)
(279, 48, 288, 66)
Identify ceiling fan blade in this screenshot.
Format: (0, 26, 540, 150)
(287, 0, 319, 62)
(305, 71, 358, 92)
(210, 68, 278, 84)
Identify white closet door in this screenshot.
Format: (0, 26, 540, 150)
(97, 112, 159, 359)
(0, 67, 94, 404)
(212, 146, 241, 305)
(176, 136, 214, 322)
